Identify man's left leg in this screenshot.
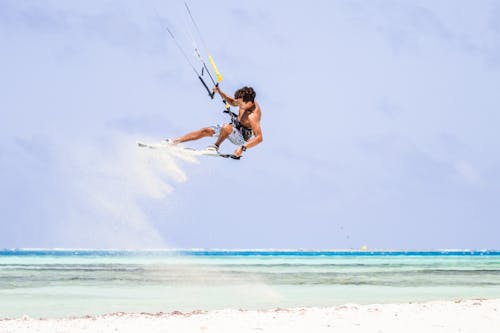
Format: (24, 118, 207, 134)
(173, 127, 215, 144)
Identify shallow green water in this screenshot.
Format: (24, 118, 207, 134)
(1, 250, 499, 318)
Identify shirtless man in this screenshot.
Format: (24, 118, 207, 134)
(170, 86, 263, 158)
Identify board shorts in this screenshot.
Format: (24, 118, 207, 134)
(211, 124, 253, 146)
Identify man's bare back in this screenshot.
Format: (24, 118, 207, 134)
(238, 101, 261, 129)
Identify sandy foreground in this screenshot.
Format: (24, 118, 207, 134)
(0, 299, 498, 333)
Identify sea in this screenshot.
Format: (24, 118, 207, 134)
(1, 249, 499, 318)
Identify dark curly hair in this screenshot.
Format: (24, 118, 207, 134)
(234, 86, 256, 103)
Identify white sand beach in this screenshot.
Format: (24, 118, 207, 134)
(1, 298, 498, 333)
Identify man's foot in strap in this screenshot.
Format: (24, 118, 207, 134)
(205, 144, 219, 154)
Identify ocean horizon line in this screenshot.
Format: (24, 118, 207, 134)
(1, 248, 500, 255)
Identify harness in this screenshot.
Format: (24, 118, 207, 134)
(225, 110, 253, 141)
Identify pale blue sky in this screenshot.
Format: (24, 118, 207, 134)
(1, 0, 499, 249)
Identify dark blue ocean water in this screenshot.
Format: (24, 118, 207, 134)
(1, 249, 499, 257)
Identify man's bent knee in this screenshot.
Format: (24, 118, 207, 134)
(221, 123, 233, 134)
(201, 127, 215, 136)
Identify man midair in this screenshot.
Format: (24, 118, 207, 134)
(168, 86, 263, 158)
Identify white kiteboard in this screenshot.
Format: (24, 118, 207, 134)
(137, 141, 241, 160)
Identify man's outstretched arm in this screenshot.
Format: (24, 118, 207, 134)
(213, 86, 240, 107)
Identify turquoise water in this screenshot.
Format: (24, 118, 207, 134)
(1, 249, 499, 318)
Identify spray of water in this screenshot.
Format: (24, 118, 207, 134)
(46, 133, 197, 248)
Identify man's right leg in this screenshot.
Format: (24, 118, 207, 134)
(204, 124, 233, 153)
(214, 124, 233, 147)
(173, 127, 215, 144)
